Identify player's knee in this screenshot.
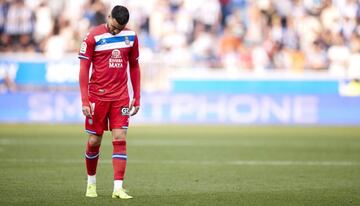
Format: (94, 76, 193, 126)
(113, 134, 126, 140)
(113, 129, 127, 141)
(88, 135, 102, 146)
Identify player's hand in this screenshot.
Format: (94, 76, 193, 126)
(82, 105, 93, 118)
(129, 99, 140, 116)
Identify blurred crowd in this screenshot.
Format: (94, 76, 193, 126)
(0, 0, 360, 77)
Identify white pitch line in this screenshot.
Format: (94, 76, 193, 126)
(1, 158, 359, 166)
(0, 139, 359, 149)
(229, 160, 358, 166)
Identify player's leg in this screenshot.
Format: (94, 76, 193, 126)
(112, 129, 127, 187)
(109, 101, 132, 199)
(111, 129, 132, 199)
(85, 134, 102, 197)
(84, 97, 109, 197)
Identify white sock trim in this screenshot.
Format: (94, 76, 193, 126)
(114, 180, 123, 191)
(87, 175, 96, 185)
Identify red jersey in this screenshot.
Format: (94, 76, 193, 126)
(78, 24, 140, 106)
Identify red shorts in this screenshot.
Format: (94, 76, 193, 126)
(85, 96, 130, 135)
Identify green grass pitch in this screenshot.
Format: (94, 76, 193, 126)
(0, 124, 359, 206)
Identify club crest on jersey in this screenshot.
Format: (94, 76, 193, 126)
(125, 36, 130, 45)
(88, 118, 93, 125)
(121, 107, 130, 116)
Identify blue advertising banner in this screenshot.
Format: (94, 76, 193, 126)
(1, 58, 359, 124)
(0, 91, 359, 125)
(172, 79, 339, 94)
(0, 59, 79, 86)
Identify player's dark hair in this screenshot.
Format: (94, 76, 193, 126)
(111, 5, 129, 25)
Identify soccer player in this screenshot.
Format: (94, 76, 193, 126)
(78, 5, 140, 199)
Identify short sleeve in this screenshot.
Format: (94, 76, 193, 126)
(78, 32, 95, 60)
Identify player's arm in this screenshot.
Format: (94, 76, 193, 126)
(78, 33, 95, 117)
(79, 59, 92, 117)
(129, 35, 141, 116)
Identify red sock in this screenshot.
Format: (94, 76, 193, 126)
(112, 140, 127, 180)
(85, 142, 100, 176)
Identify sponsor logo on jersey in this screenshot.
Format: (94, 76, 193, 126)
(80, 42, 87, 54)
(111, 49, 121, 58)
(109, 49, 123, 68)
(121, 107, 129, 116)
